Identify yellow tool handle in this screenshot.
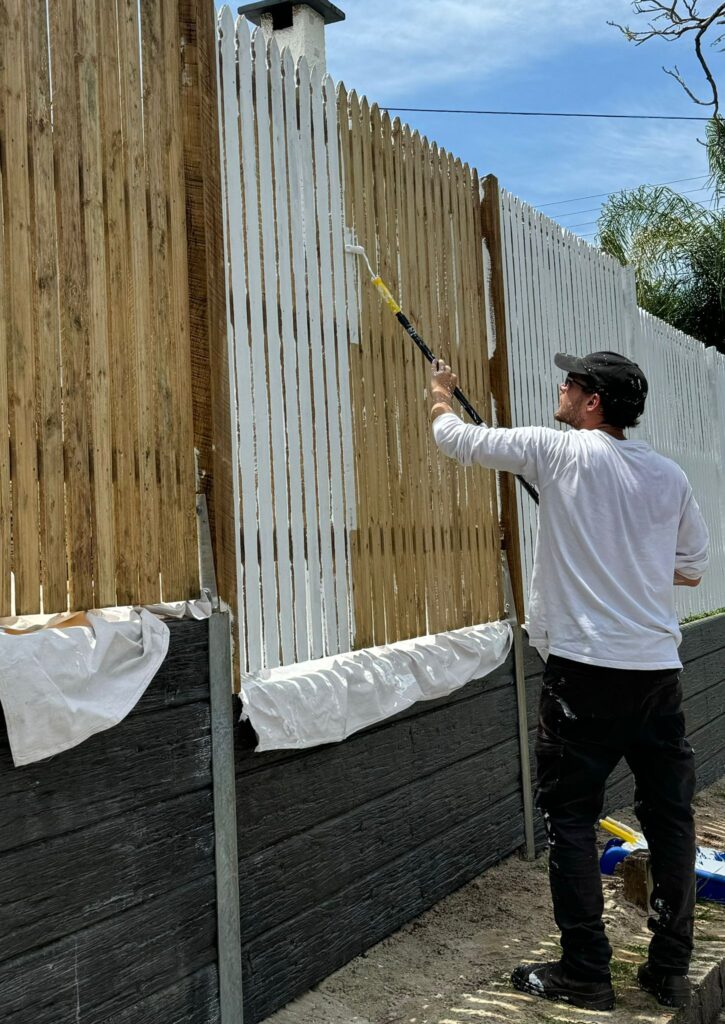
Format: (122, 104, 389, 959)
(599, 817, 639, 844)
(372, 276, 402, 315)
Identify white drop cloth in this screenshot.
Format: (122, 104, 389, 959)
(239, 621, 512, 751)
(0, 609, 171, 767)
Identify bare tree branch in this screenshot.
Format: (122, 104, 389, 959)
(609, 1, 725, 114)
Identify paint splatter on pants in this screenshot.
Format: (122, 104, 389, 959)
(535, 653, 696, 981)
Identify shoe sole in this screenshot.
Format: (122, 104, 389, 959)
(512, 974, 615, 1011)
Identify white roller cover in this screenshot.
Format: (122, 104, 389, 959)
(239, 621, 513, 751)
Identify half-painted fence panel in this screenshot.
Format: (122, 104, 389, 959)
(496, 187, 725, 620)
(217, 13, 504, 671)
(0, 0, 198, 614)
(217, 15, 357, 671)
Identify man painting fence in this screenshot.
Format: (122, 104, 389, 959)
(429, 350, 709, 1012)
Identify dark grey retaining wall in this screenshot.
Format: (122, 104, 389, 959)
(237, 613, 725, 1022)
(523, 613, 725, 847)
(0, 613, 723, 1024)
(0, 618, 221, 1024)
(234, 655, 525, 1023)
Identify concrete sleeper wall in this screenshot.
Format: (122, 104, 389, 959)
(0, 614, 723, 1024)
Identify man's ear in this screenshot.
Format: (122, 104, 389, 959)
(587, 393, 602, 412)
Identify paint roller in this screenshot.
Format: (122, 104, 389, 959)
(345, 243, 540, 505)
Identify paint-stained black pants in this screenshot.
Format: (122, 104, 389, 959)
(535, 654, 696, 981)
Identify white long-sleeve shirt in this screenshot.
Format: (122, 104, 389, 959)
(432, 413, 710, 669)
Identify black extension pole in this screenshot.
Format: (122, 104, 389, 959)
(396, 311, 541, 506)
(345, 244, 540, 505)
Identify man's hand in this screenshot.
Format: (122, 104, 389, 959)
(674, 571, 701, 587)
(430, 358, 458, 420)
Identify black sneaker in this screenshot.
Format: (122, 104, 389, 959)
(637, 962, 692, 1008)
(511, 960, 615, 1011)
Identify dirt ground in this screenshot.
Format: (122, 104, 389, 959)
(268, 778, 725, 1024)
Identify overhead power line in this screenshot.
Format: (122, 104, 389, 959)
(555, 185, 713, 220)
(380, 106, 711, 122)
(537, 176, 709, 209)
(570, 196, 719, 232)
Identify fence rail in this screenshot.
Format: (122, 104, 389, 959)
(0, 0, 198, 614)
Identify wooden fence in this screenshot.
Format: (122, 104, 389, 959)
(217, 15, 504, 671)
(7, 2, 718, 658)
(0, 0, 199, 615)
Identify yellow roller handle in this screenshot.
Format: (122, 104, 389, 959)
(599, 817, 639, 844)
(372, 276, 402, 315)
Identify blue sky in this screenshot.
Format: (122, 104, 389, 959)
(226, 2, 717, 240)
(319, 0, 715, 240)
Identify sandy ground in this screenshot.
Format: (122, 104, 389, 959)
(268, 778, 725, 1024)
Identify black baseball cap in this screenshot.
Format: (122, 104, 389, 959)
(554, 351, 648, 411)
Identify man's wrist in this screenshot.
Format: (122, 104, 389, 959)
(430, 401, 454, 420)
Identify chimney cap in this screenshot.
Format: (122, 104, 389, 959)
(238, 1, 345, 26)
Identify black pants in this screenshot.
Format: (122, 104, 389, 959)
(535, 654, 696, 981)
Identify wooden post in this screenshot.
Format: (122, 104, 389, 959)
(483, 176, 535, 861)
(178, 0, 236, 622)
(481, 174, 526, 624)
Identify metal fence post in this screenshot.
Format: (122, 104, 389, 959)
(502, 554, 536, 861)
(209, 609, 244, 1023)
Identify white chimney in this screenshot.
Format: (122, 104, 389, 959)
(238, 1, 345, 73)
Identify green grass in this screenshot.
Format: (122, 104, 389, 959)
(680, 607, 725, 624)
(610, 957, 638, 985)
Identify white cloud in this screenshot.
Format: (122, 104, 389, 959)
(325, 0, 634, 98)
(534, 119, 708, 200)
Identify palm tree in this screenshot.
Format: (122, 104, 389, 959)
(597, 118, 725, 354)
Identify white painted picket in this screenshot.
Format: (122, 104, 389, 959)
(498, 188, 725, 621)
(498, 192, 634, 612)
(217, 11, 356, 671)
(630, 313, 725, 619)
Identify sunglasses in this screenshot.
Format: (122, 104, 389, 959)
(561, 374, 596, 393)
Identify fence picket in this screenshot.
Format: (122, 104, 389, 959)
(238, 20, 280, 664)
(371, 106, 402, 640)
(78, 0, 116, 607)
(284, 47, 323, 658)
(119, 0, 161, 604)
(299, 56, 338, 652)
(312, 63, 348, 652)
(341, 88, 374, 647)
(99, 0, 140, 606)
(164, 0, 198, 599)
(3, 0, 41, 613)
(325, 76, 356, 646)
(26, 0, 65, 612)
(400, 125, 428, 638)
(271, 42, 309, 662)
(219, 9, 255, 667)
(0, 167, 11, 615)
(255, 31, 294, 665)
